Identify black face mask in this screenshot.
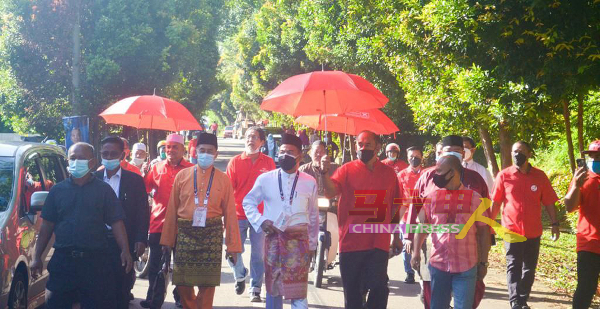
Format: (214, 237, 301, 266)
(513, 153, 527, 166)
(433, 170, 453, 189)
(409, 157, 422, 167)
(278, 154, 297, 171)
(358, 149, 375, 163)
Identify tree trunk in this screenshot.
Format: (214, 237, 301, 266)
(577, 91, 585, 156)
(498, 121, 512, 169)
(349, 135, 357, 160)
(478, 125, 499, 176)
(71, 0, 81, 114)
(563, 98, 576, 173)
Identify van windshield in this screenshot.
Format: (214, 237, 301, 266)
(0, 157, 14, 211)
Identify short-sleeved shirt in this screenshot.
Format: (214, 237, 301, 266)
(492, 165, 559, 238)
(227, 152, 276, 220)
(397, 166, 423, 222)
(188, 139, 198, 159)
(572, 172, 600, 254)
(382, 158, 409, 174)
(331, 160, 400, 253)
(41, 177, 125, 250)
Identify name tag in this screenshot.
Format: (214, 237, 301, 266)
(193, 207, 207, 227)
(273, 212, 290, 232)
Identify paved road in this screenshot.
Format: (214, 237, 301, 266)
(128, 137, 570, 308)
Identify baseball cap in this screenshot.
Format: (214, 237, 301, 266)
(583, 140, 600, 154)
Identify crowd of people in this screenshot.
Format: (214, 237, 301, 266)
(28, 125, 600, 309)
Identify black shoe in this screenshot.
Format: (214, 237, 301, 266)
(250, 292, 261, 302)
(521, 302, 531, 309)
(404, 273, 416, 284)
(139, 300, 151, 308)
(235, 267, 248, 295)
(510, 301, 521, 309)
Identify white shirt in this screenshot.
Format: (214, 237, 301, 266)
(243, 168, 319, 250)
(103, 167, 122, 197)
(463, 159, 494, 193)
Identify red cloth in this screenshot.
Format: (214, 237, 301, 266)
(331, 160, 400, 253)
(144, 159, 193, 233)
(188, 138, 198, 159)
(226, 152, 276, 220)
(397, 166, 423, 222)
(573, 172, 600, 254)
(473, 280, 485, 308)
(381, 158, 409, 174)
(492, 165, 558, 238)
(423, 281, 431, 309)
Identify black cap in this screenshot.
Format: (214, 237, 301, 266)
(198, 133, 218, 149)
(281, 133, 303, 152)
(441, 135, 464, 148)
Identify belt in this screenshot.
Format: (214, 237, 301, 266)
(55, 248, 106, 258)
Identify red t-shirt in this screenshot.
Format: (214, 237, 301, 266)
(397, 166, 423, 222)
(573, 172, 600, 254)
(144, 159, 194, 233)
(381, 158, 409, 174)
(331, 160, 400, 253)
(188, 139, 198, 159)
(492, 165, 558, 238)
(227, 152, 276, 220)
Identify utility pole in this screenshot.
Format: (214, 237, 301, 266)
(71, 0, 81, 114)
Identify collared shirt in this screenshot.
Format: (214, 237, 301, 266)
(492, 165, 558, 238)
(397, 166, 423, 222)
(41, 177, 125, 250)
(144, 159, 194, 233)
(103, 167, 122, 197)
(243, 169, 319, 250)
(227, 152, 276, 220)
(159, 166, 242, 253)
(572, 172, 600, 254)
(381, 158, 409, 174)
(188, 139, 198, 159)
(331, 160, 400, 253)
(421, 186, 484, 273)
(298, 161, 339, 197)
(463, 159, 495, 193)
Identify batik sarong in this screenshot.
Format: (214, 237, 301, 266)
(264, 224, 310, 299)
(172, 217, 223, 287)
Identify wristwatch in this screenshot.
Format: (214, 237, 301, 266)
(479, 262, 489, 267)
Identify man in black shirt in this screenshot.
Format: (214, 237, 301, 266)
(31, 142, 133, 309)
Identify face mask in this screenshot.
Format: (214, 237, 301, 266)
(159, 152, 167, 160)
(587, 160, 600, 174)
(358, 149, 375, 163)
(197, 153, 215, 169)
(245, 146, 260, 155)
(464, 148, 472, 161)
(433, 170, 453, 189)
(409, 157, 422, 168)
(443, 151, 463, 162)
(513, 152, 527, 166)
(68, 159, 91, 179)
(278, 154, 297, 171)
(133, 157, 145, 166)
(387, 153, 397, 161)
(102, 158, 121, 171)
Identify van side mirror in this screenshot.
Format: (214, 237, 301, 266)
(30, 191, 48, 213)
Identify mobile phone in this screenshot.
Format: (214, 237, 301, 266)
(576, 158, 587, 170)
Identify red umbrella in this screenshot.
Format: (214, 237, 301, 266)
(99, 95, 201, 131)
(261, 71, 388, 117)
(296, 109, 399, 136)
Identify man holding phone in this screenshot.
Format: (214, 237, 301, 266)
(565, 140, 600, 309)
(299, 141, 339, 197)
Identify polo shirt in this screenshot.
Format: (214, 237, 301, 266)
(41, 177, 125, 250)
(382, 158, 409, 174)
(226, 152, 276, 220)
(572, 172, 600, 254)
(331, 160, 399, 253)
(397, 166, 423, 222)
(492, 165, 558, 238)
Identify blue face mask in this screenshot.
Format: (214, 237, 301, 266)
(587, 160, 600, 174)
(102, 158, 121, 171)
(442, 151, 463, 162)
(68, 159, 91, 178)
(197, 153, 215, 169)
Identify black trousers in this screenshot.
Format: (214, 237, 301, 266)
(46, 248, 116, 309)
(109, 239, 135, 309)
(573, 251, 600, 309)
(505, 236, 541, 304)
(339, 249, 389, 309)
(146, 233, 179, 304)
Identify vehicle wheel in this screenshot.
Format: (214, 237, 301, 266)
(313, 236, 327, 288)
(8, 270, 27, 309)
(135, 247, 150, 278)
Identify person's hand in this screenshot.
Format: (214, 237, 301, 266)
(121, 250, 133, 273)
(551, 225, 560, 241)
(320, 155, 331, 174)
(141, 162, 151, 176)
(135, 242, 146, 259)
(392, 237, 403, 253)
(261, 220, 276, 235)
(31, 256, 43, 279)
(574, 167, 589, 188)
(226, 251, 238, 265)
(411, 251, 421, 271)
(477, 263, 488, 281)
(404, 239, 413, 255)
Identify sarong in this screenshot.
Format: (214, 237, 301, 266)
(264, 224, 310, 299)
(172, 217, 223, 287)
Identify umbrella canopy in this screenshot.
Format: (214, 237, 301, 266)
(99, 95, 201, 131)
(261, 71, 388, 117)
(296, 109, 399, 136)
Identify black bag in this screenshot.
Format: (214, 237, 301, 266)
(149, 254, 170, 309)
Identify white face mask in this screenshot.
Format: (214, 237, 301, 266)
(245, 145, 260, 155)
(443, 151, 463, 162)
(387, 153, 397, 161)
(464, 148, 472, 162)
(133, 157, 145, 166)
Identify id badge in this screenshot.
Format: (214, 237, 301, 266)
(273, 212, 290, 232)
(192, 207, 207, 227)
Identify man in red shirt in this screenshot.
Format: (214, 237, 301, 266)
(382, 143, 409, 174)
(491, 141, 559, 309)
(226, 127, 275, 302)
(323, 130, 401, 309)
(188, 132, 199, 164)
(564, 140, 600, 309)
(141, 133, 193, 308)
(396, 146, 424, 284)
